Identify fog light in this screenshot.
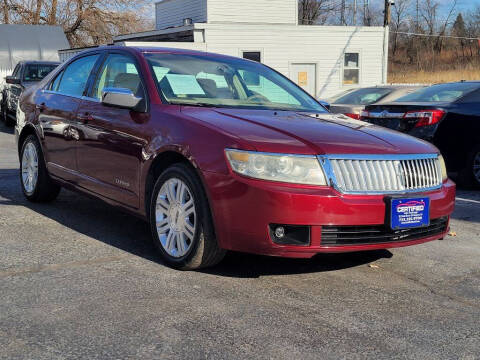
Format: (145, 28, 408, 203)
(275, 226, 285, 239)
(269, 224, 310, 246)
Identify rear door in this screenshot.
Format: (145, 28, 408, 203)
(37, 54, 101, 180)
(73, 51, 148, 208)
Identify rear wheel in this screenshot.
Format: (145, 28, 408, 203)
(458, 144, 480, 189)
(20, 135, 61, 202)
(149, 163, 226, 270)
(0, 100, 7, 124)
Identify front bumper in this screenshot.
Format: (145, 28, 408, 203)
(203, 171, 456, 258)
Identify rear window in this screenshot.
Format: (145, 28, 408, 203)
(23, 64, 58, 82)
(333, 88, 392, 105)
(395, 83, 480, 103)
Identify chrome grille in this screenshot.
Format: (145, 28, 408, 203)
(321, 155, 442, 194)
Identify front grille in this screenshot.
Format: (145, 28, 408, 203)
(321, 155, 442, 194)
(321, 217, 448, 246)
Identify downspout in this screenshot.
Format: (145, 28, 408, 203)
(382, 25, 389, 84)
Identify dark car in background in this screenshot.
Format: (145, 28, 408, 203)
(361, 81, 480, 188)
(1, 60, 59, 125)
(329, 85, 423, 119)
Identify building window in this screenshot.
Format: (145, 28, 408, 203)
(343, 52, 359, 85)
(242, 51, 262, 63)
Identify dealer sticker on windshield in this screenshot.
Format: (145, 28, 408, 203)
(390, 197, 430, 230)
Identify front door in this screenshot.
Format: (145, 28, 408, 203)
(73, 52, 148, 208)
(38, 54, 100, 180)
(290, 63, 316, 97)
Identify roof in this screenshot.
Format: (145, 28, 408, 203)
(17, 60, 61, 65)
(68, 45, 245, 62)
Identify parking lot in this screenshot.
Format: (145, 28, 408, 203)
(0, 122, 479, 359)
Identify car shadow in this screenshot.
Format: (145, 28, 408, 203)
(0, 167, 392, 277)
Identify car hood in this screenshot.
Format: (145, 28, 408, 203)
(182, 107, 439, 155)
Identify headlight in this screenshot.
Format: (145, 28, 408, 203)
(438, 154, 448, 181)
(225, 149, 327, 185)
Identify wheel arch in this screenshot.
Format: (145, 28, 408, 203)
(144, 150, 217, 234)
(17, 124, 42, 157)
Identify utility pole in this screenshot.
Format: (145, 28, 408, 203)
(384, 0, 392, 27)
(416, 0, 419, 31)
(363, 0, 370, 26)
(340, 0, 346, 25)
(353, 0, 357, 26)
(382, 0, 392, 84)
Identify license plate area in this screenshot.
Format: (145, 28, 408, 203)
(388, 197, 430, 230)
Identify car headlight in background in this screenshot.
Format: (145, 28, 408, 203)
(225, 149, 327, 185)
(438, 154, 448, 181)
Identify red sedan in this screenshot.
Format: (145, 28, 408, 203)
(15, 47, 455, 269)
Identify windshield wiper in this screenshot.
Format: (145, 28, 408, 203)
(169, 101, 219, 108)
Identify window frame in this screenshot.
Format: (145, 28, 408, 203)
(45, 52, 103, 100)
(87, 50, 149, 111)
(342, 51, 361, 88)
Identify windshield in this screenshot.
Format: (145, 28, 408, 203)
(333, 88, 392, 105)
(23, 64, 58, 82)
(395, 82, 480, 103)
(145, 53, 326, 112)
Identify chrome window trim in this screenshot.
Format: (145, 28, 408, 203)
(41, 89, 100, 103)
(317, 153, 442, 195)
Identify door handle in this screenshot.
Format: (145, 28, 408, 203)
(78, 113, 94, 124)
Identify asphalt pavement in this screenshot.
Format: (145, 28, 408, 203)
(0, 121, 479, 359)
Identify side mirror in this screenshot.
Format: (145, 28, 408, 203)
(5, 76, 21, 85)
(101, 88, 143, 111)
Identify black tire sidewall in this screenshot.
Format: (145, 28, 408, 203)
(469, 145, 480, 188)
(149, 164, 206, 268)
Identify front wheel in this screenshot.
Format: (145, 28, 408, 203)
(149, 163, 226, 270)
(20, 135, 61, 202)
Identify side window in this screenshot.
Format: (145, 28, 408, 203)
(50, 71, 63, 91)
(12, 64, 21, 78)
(343, 53, 360, 85)
(56, 55, 100, 97)
(93, 53, 144, 100)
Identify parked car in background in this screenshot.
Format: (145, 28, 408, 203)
(329, 85, 423, 119)
(361, 81, 480, 189)
(1, 61, 59, 125)
(16, 47, 454, 270)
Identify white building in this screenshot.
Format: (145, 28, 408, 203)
(62, 0, 389, 99)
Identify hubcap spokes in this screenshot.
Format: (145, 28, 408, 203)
(155, 178, 196, 258)
(21, 142, 38, 194)
(474, 152, 480, 182)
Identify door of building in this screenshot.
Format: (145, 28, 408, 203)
(290, 63, 316, 97)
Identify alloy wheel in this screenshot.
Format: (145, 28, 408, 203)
(21, 142, 39, 195)
(155, 178, 196, 258)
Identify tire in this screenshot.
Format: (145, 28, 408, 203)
(457, 144, 480, 189)
(20, 135, 61, 202)
(149, 163, 226, 270)
(0, 100, 7, 124)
